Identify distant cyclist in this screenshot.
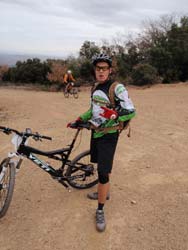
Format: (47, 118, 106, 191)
(63, 70, 76, 93)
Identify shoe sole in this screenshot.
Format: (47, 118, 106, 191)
(96, 225, 106, 232)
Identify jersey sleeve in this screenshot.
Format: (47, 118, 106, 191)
(79, 108, 92, 122)
(114, 83, 136, 121)
(63, 74, 68, 83)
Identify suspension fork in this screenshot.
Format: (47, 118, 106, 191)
(0, 158, 10, 183)
(8, 152, 23, 173)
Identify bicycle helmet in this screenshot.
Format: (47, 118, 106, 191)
(92, 53, 112, 67)
(67, 70, 72, 74)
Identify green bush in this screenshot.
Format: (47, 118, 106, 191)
(131, 63, 158, 86)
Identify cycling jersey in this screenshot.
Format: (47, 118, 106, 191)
(80, 79, 136, 138)
(63, 73, 75, 83)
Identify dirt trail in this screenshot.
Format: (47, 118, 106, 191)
(0, 84, 188, 250)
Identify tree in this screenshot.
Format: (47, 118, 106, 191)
(47, 62, 66, 85)
(166, 16, 188, 81)
(0, 65, 9, 81)
(79, 41, 100, 60)
(131, 63, 158, 86)
(2, 58, 51, 84)
(79, 59, 93, 81)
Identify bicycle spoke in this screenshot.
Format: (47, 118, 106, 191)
(66, 150, 98, 189)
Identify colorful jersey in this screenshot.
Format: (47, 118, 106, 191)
(63, 73, 75, 83)
(80, 80, 136, 138)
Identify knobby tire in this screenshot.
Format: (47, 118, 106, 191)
(66, 150, 98, 189)
(0, 158, 16, 218)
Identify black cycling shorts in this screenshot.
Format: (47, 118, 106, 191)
(90, 132, 119, 174)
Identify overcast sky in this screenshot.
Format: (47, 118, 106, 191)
(0, 0, 188, 57)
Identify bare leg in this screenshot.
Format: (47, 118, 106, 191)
(98, 182, 110, 204)
(98, 174, 110, 204)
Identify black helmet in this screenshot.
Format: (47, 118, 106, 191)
(92, 53, 112, 67)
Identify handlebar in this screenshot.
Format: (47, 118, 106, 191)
(0, 126, 22, 135)
(0, 126, 52, 141)
(68, 121, 91, 130)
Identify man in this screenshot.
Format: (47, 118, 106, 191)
(63, 70, 75, 92)
(68, 53, 136, 232)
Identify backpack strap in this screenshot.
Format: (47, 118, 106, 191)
(92, 81, 119, 107)
(108, 81, 131, 136)
(91, 82, 99, 96)
(108, 81, 119, 108)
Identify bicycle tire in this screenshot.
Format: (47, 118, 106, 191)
(66, 150, 98, 189)
(64, 90, 69, 98)
(73, 88, 78, 99)
(0, 158, 16, 218)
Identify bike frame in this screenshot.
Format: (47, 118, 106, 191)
(10, 129, 81, 188)
(0, 125, 97, 219)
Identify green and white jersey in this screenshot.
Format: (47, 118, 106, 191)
(114, 84, 135, 110)
(80, 80, 136, 138)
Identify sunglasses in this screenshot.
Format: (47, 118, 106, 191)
(95, 66, 110, 72)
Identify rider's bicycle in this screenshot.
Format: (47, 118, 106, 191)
(0, 123, 97, 218)
(64, 82, 78, 99)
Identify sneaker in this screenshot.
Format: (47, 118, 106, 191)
(87, 192, 110, 200)
(96, 209, 106, 232)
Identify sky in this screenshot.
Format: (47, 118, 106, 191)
(0, 0, 188, 57)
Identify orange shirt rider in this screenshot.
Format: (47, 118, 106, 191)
(63, 70, 75, 83)
(64, 70, 75, 92)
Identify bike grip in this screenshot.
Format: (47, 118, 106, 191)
(67, 118, 81, 128)
(0, 126, 6, 130)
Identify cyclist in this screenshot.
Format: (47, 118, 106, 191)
(63, 70, 76, 93)
(68, 53, 136, 232)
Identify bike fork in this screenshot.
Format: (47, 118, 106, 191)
(8, 152, 23, 173)
(0, 158, 10, 183)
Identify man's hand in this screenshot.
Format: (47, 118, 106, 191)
(67, 117, 82, 128)
(99, 106, 118, 120)
(67, 118, 90, 129)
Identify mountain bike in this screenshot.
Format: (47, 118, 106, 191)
(64, 82, 78, 99)
(0, 124, 97, 218)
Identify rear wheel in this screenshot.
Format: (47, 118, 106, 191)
(0, 158, 16, 218)
(66, 150, 98, 189)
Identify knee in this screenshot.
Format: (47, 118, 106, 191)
(98, 172, 109, 184)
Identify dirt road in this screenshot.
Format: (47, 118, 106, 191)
(0, 83, 188, 250)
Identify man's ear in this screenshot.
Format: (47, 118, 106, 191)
(109, 68, 112, 74)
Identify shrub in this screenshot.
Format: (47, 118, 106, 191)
(131, 63, 158, 86)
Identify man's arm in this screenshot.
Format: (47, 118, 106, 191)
(63, 74, 68, 83)
(79, 108, 92, 122)
(114, 83, 136, 122)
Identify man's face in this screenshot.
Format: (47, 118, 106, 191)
(95, 62, 112, 83)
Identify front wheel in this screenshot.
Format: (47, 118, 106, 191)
(0, 158, 16, 218)
(66, 150, 98, 189)
(72, 88, 78, 99)
(64, 89, 69, 98)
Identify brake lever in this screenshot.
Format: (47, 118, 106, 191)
(32, 136, 39, 141)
